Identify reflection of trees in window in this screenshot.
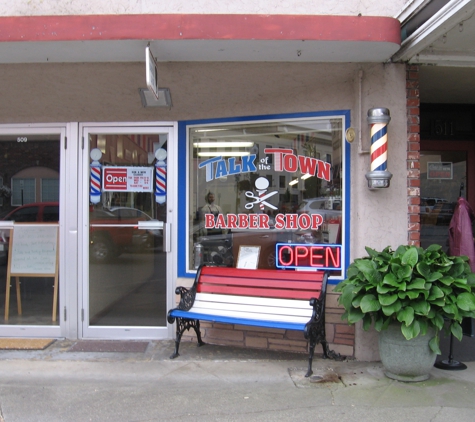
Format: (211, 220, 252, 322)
(279, 175, 285, 188)
(266, 145, 273, 164)
(304, 176, 322, 199)
(302, 137, 323, 198)
(266, 175, 273, 187)
(237, 179, 251, 192)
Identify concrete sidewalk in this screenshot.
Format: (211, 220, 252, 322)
(0, 340, 475, 421)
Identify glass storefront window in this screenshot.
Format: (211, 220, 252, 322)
(186, 114, 345, 273)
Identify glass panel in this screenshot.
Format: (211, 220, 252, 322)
(0, 134, 60, 326)
(420, 150, 466, 251)
(11, 179, 35, 205)
(88, 134, 166, 327)
(41, 179, 60, 202)
(188, 116, 343, 272)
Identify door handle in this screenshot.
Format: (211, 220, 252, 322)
(137, 221, 164, 230)
(163, 223, 171, 252)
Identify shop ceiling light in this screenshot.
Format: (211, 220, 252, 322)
(288, 179, 299, 186)
(139, 88, 172, 108)
(193, 128, 228, 133)
(197, 152, 250, 157)
(193, 142, 254, 148)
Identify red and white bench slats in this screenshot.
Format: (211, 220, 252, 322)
(167, 265, 341, 377)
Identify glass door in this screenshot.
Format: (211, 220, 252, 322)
(80, 125, 175, 339)
(420, 140, 475, 251)
(0, 126, 66, 338)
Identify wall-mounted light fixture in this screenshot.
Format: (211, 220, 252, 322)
(138, 88, 172, 108)
(365, 107, 393, 189)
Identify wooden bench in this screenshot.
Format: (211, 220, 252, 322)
(167, 265, 341, 377)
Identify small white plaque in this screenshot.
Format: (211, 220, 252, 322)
(236, 246, 261, 270)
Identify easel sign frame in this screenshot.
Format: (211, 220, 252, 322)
(4, 223, 59, 322)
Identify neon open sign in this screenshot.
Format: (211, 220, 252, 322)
(276, 243, 342, 270)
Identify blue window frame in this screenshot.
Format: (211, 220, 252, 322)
(178, 111, 351, 284)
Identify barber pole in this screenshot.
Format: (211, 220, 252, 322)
(259, 191, 265, 211)
(89, 148, 102, 204)
(154, 148, 167, 204)
(369, 111, 389, 171)
(365, 108, 393, 189)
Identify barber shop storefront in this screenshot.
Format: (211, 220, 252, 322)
(0, 113, 350, 347)
(0, 7, 420, 360)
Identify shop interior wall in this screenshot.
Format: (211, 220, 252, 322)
(0, 61, 408, 359)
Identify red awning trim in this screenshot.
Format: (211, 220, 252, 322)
(0, 14, 400, 44)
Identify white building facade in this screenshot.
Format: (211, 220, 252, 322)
(0, 0, 474, 361)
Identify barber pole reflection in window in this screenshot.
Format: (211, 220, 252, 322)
(155, 148, 167, 204)
(90, 148, 102, 204)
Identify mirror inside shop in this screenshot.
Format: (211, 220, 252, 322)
(188, 117, 343, 272)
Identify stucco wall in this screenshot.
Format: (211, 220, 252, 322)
(349, 63, 408, 360)
(0, 60, 408, 252)
(0, 1, 408, 17)
(0, 61, 407, 359)
(351, 63, 408, 258)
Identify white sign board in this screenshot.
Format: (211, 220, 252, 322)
(10, 225, 58, 275)
(146, 46, 159, 100)
(102, 166, 154, 192)
(236, 246, 261, 269)
(427, 162, 453, 180)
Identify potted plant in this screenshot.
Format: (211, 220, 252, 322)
(335, 244, 475, 381)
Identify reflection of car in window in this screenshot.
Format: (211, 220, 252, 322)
(0, 202, 153, 265)
(433, 202, 456, 226)
(0, 202, 59, 265)
(421, 201, 456, 226)
(108, 206, 163, 238)
(296, 197, 342, 221)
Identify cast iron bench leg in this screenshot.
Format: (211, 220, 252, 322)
(170, 317, 205, 359)
(306, 335, 317, 377)
(194, 320, 205, 347)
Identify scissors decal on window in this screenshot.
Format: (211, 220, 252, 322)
(245, 177, 278, 210)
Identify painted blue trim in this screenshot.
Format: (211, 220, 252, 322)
(342, 109, 351, 284)
(178, 110, 351, 281)
(169, 310, 306, 331)
(177, 120, 188, 278)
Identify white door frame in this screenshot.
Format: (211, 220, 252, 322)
(78, 122, 177, 340)
(0, 123, 73, 338)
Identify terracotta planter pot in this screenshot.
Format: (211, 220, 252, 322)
(378, 323, 437, 382)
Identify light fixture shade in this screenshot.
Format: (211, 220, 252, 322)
(139, 88, 172, 108)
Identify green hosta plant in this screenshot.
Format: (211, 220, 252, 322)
(335, 244, 475, 354)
